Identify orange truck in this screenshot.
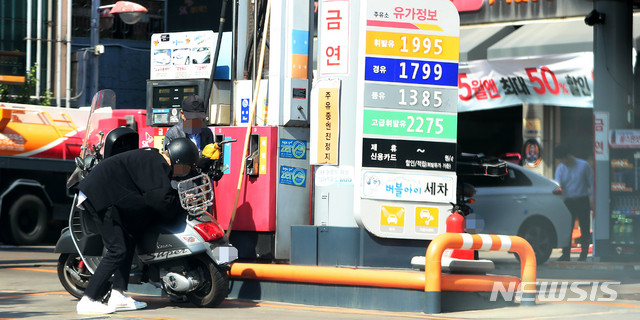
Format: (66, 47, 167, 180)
(0, 102, 149, 245)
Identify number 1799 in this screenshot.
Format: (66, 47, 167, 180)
(399, 62, 442, 81)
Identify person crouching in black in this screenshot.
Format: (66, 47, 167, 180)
(75, 138, 199, 315)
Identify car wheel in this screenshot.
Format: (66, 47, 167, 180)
(5, 195, 49, 245)
(518, 219, 556, 265)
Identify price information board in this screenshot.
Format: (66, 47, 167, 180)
(355, 0, 459, 240)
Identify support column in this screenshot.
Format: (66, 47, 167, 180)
(89, 0, 100, 100)
(592, 0, 633, 259)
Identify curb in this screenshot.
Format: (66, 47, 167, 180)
(0, 262, 58, 269)
(548, 261, 640, 271)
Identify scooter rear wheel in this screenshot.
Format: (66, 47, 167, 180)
(57, 253, 91, 299)
(186, 254, 228, 307)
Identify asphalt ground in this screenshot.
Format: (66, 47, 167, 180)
(2, 245, 640, 320)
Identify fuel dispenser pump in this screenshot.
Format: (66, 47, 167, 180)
(144, 29, 233, 150)
(245, 134, 261, 176)
(209, 0, 313, 261)
(142, 0, 313, 262)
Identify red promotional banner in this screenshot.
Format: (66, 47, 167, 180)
(458, 53, 593, 112)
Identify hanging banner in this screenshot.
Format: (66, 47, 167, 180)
(458, 53, 593, 112)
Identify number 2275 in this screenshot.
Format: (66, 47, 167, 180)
(406, 116, 444, 134)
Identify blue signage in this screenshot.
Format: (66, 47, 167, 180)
(364, 57, 458, 87)
(241, 98, 250, 123)
(223, 137, 232, 174)
(279, 139, 307, 159)
(292, 29, 309, 55)
(279, 166, 307, 187)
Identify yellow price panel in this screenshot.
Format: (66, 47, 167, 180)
(366, 31, 458, 61)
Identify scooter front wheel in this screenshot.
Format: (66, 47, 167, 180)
(57, 253, 91, 299)
(186, 254, 228, 307)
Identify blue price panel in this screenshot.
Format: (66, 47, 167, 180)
(365, 57, 458, 87)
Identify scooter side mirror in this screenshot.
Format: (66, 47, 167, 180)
(75, 156, 85, 170)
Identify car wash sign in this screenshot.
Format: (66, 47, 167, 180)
(150, 31, 216, 80)
(355, 0, 459, 240)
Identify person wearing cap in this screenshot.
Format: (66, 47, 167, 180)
(163, 94, 214, 155)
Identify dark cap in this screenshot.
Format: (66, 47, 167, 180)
(181, 95, 207, 120)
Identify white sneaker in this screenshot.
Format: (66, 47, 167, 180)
(108, 290, 147, 311)
(77, 296, 116, 315)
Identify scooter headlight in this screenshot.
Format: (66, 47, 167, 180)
(193, 222, 224, 242)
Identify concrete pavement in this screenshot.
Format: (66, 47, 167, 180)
(2, 245, 640, 319)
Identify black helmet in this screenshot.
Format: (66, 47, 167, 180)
(165, 138, 199, 167)
(103, 127, 138, 158)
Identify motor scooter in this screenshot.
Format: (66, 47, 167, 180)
(54, 90, 237, 307)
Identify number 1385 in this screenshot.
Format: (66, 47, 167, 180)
(399, 88, 442, 108)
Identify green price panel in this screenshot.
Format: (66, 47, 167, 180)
(363, 109, 457, 140)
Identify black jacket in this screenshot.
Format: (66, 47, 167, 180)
(163, 123, 215, 171)
(163, 123, 214, 152)
(78, 148, 185, 221)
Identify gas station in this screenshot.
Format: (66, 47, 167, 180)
(72, 0, 640, 267)
(135, 0, 539, 314)
(7, 0, 640, 315)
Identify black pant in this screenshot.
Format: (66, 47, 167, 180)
(563, 196, 591, 255)
(83, 204, 137, 301)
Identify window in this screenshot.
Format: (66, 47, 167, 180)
(72, 0, 165, 41)
(462, 166, 532, 188)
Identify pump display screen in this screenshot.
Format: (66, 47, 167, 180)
(150, 84, 195, 125)
(146, 80, 205, 126)
(152, 85, 198, 108)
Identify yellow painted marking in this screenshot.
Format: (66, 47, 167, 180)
(548, 300, 640, 309)
(226, 300, 463, 319)
(10, 267, 57, 274)
(0, 291, 67, 299)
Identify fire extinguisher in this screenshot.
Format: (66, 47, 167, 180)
(444, 183, 476, 260)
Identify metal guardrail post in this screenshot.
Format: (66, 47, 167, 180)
(424, 233, 537, 314)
